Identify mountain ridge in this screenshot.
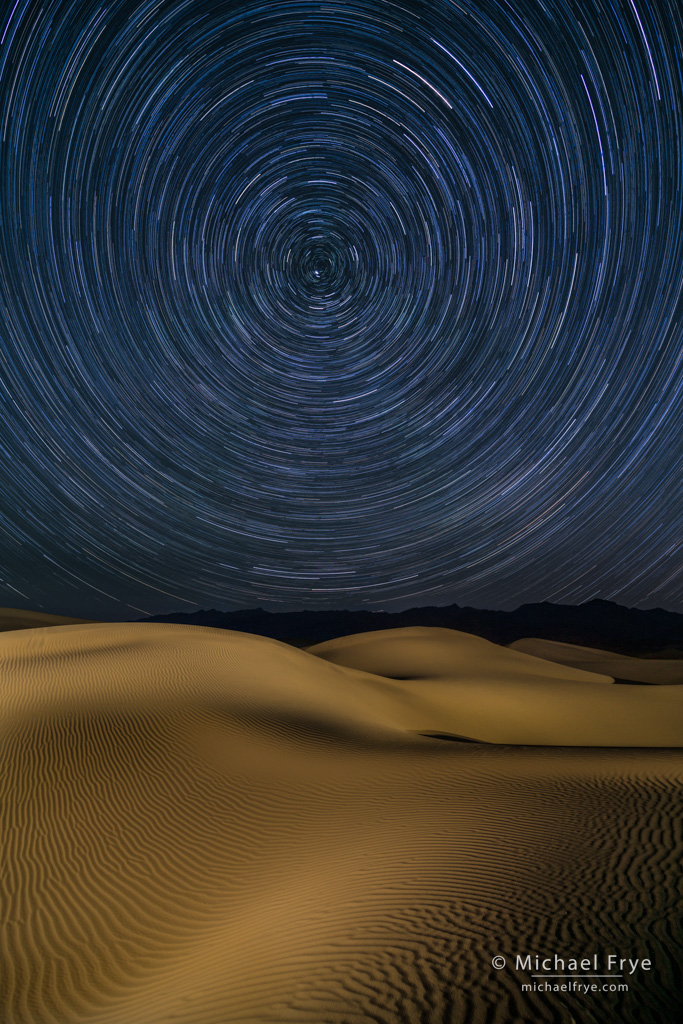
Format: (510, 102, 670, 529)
(143, 598, 683, 655)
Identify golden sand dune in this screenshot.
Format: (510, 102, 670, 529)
(308, 624, 615, 682)
(509, 637, 683, 684)
(308, 626, 683, 744)
(1, 622, 682, 1024)
(0, 606, 94, 632)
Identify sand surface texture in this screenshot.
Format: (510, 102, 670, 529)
(2, 622, 682, 1024)
(509, 637, 683, 684)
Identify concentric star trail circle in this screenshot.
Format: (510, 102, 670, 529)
(0, 0, 681, 616)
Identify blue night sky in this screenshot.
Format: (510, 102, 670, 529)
(0, 0, 681, 618)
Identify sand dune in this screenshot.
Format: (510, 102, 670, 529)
(308, 624, 615, 683)
(509, 636, 683, 684)
(0, 607, 94, 632)
(308, 626, 683, 744)
(1, 622, 682, 1024)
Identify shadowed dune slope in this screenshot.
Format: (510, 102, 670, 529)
(0, 607, 94, 632)
(1, 622, 682, 1024)
(509, 636, 683, 684)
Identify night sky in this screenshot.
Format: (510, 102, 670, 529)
(0, 0, 681, 619)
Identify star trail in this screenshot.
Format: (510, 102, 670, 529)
(0, 0, 682, 618)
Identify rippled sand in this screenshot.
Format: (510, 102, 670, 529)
(1, 622, 681, 1023)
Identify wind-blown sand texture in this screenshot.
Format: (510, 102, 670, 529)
(1, 622, 682, 1024)
(509, 637, 683, 684)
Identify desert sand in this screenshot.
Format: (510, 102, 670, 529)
(1, 621, 682, 1023)
(509, 636, 683, 684)
(0, 607, 93, 632)
(308, 626, 683, 744)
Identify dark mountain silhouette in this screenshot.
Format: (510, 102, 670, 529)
(143, 599, 683, 656)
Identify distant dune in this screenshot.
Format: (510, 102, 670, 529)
(0, 606, 94, 632)
(308, 626, 683, 744)
(1, 621, 682, 1023)
(509, 637, 683, 684)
